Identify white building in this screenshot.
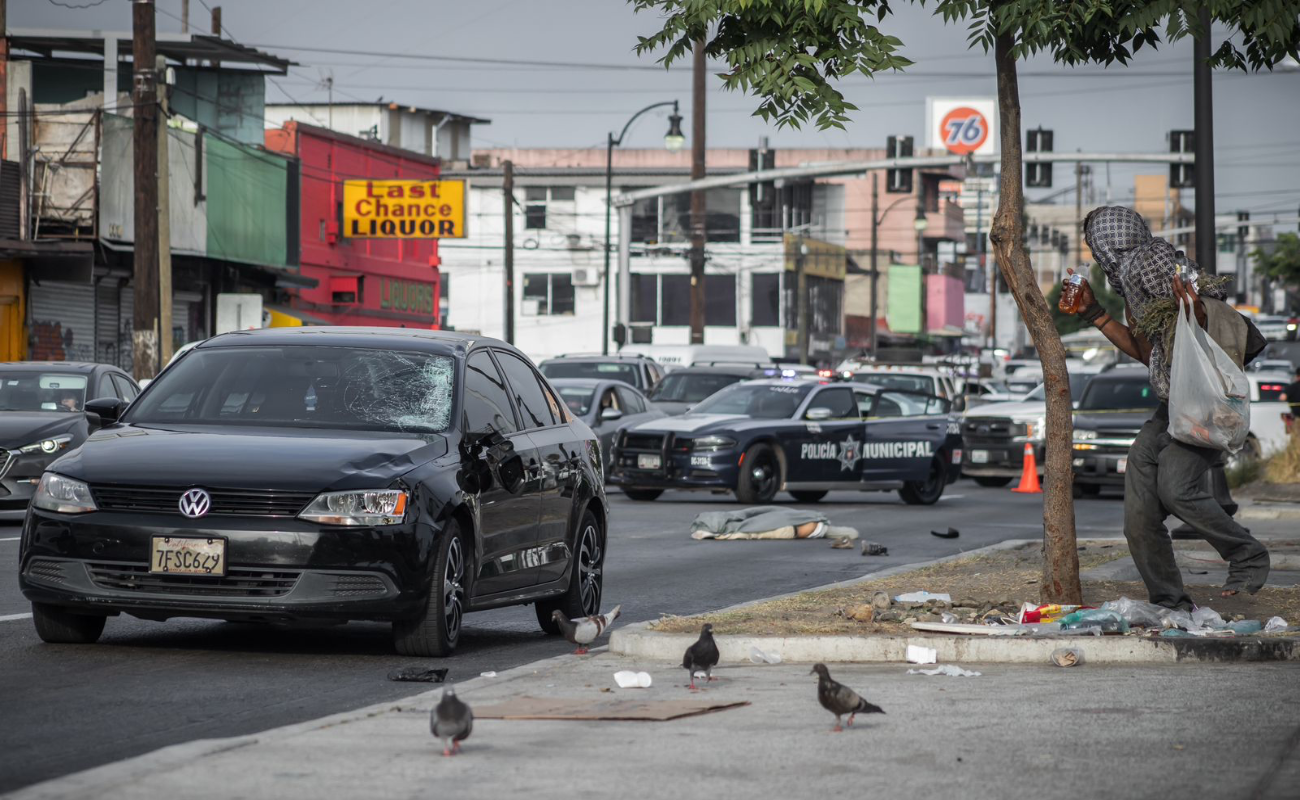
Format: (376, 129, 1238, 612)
(264, 102, 487, 165)
(437, 149, 848, 363)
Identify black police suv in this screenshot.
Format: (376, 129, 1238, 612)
(18, 329, 607, 657)
(0, 362, 140, 521)
(609, 379, 961, 505)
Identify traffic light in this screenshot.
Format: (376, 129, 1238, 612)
(1237, 210, 1250, 243)
(886, 135, 913, 194)
(1026, 127, 1053, 188)
(1169, 130, 1195, 189)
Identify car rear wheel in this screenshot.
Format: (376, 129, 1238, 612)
(621, 488, 663, 502)
(788, 490, 827, 503)
(392, 520, 466, 657)
(899, 456, 946, 505)
(536, 508, 605, 635)
(31, 603, 106, 645)
(736, 443, 780, 504)
(973, 476, 1013, 488)
(1073, 482, 1102, 498)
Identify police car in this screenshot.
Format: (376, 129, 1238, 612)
(608, 379, 962, 505)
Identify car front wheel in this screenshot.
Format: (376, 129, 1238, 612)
(973, 475, 1013, 488)
(392, 520, 467, 657)
(31, 603, 106, 644)
(536, 508, 605, 634)
(736, 443, 780, 504)
(899, 456, 946, 505)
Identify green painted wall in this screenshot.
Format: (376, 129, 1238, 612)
(886, 265, 922, 334)
(205, 136, 289, 268)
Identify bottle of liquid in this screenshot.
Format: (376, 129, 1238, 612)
(1058, 273, 1084, 313)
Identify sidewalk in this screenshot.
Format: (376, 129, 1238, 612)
(11, 652, 1298, 800)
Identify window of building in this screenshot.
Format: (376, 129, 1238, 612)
(705, 274, 736, 326)
(630, 274, 658, 324)
(660, 274, 691, 326)
(631, 273, 736, 326)
(522, 273, 576, 316)
(523, 186, 575, 230)
(463, 351, 518, 436)
(626, 189, 742, 244)
(751, 273, 781, 327)
(494, 350, 557, 430)
(439, 275, 450, 328)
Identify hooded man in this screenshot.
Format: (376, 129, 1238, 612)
(1063, 206, 1269, 610)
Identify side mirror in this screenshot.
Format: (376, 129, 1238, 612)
(85, 397, 126, 427)
(1072, 400, 1080, 409)
(805, 407, 833, 421)
(600, 407, 624, 422)
(953, 396, 967, 413)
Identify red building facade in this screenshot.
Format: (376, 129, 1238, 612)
(265, 122, 442, 328)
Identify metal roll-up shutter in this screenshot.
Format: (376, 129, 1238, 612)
(28, 281, 96, 362)
(96, 282, 121, 366)
(118, 286, 134, 374)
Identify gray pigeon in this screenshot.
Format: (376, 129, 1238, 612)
(682, 623, 720, 690)
(551, 604, 621, 654)
(812, 663, 884, 732)
(431, 686, 473, 756)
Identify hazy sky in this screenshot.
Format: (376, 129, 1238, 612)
(16, 0, 1300, 221)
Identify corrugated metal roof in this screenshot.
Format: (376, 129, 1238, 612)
(10, 29, 294, 74)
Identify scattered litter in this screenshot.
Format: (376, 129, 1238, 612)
(870, 591, 892, 611)
(613, 671, 653, 689)
(906, 644, 938, 664)
(1100, 597, 1165, 628)
(895, 591, 952, 604)
(862, 541, 889, 556)
(1265, 616, 1289, 633)
(387, 667, 449, 683)
(474, 696, 749, 721)
(480, 671, 498, 678)
(907, 664, 981, 677)
(1225, 620, 1262, 635)
(748, 646, 782, 665)
(941, 612, 959, 624)
(844, 604, 876, 623)
(1191, 607, 1227, 631)
(1161, 609, 1195, 631)
(1056, 609, 1130, 634)
(1049, 647, 1084, 668)
(911, 622, 1026, 636)
(930, 528, 960, 539)
(1018, 603, 1089, 624)
(830, 537, 854, 549)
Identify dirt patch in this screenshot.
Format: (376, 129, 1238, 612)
(651, 540, 1300, 637)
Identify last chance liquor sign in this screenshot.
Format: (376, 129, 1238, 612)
(342, 180, 466, 239)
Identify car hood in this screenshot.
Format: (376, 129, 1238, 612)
(0, 413, 84, 450)
(1072, 409, 1154, 433)
(51, 424, 449, 491)
(628, 413, 749, 434)
(963, 400, 1046, 420)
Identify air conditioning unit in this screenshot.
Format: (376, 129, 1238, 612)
(521, 298, 542, 316)
(572, 267, 601, 287)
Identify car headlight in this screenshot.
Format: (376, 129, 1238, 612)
(1016, 416, 1047, 441)
(298, 489, 409, 526)
(32, 473, 97, 514)
(1074, 430, 1097, 441)
(20, 435, 73, 456)
(692, 435, 737, 452)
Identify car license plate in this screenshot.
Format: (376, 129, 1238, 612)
(971, 450, 989, 464)
(150, 536, 225, 576)
(1116, 458, 1127, 475)
(637, 454, 662, 470)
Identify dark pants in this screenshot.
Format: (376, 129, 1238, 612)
(1123, 403, 1270, 610)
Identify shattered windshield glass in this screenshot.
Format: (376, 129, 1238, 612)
(126, 346, 455, 433)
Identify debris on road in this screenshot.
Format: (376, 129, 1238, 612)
(931, 527, 960, 539)
(1050, 647, 1085, 668)
(842, 604, 876, 623)
(479, 671, 498, 678)
(906, 644, 938, 664)
(473, 696, 749, 721)
(906, 664, 982, 677)
(387, 667, 449, 683)
(749, 646, 782, 664)
(830, 537, 854, 549)
(1265, 616, 1289, 633)
(862, 541, 889, 556)
(613, 671, 653, 688)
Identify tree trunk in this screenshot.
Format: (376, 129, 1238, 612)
(989, 32, 1082, 604)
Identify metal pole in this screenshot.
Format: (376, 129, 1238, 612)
(603, 134, 614, 355)
(132, 0, 160, 381)
(1074, 159, 1082, 270)
(796, 235, 809, 365)
(0, 0, 8, 162)
(869, 173, 879, 358)
(156, 55, 173, 365)
(502, 159, 514, 344)
(617, 204, 632, 337)
(1194, 6, 1216, 273)
(688, 40, 706, 344)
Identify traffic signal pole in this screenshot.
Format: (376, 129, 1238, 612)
(132, 0, 160, 381)
(1193, 6, 1216, 273)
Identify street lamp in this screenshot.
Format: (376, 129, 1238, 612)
(603, 101, 683, 354)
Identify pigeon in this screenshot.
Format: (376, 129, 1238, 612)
(431, 686, 473, 757)
(811, 663, 884, 732)
(552, 604, 621, 654)
(682, 623, 720, 690)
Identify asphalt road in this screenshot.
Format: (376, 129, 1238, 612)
(0, 483, 1126, 793)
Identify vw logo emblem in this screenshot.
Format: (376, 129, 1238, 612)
(179, 488, 211, 519)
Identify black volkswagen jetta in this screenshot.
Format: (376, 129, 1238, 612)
(18, 328, 608, 657)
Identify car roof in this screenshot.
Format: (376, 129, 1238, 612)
(669, 365, 763, 376)
(194, 326, 508, 357)
(541, 353, 652, 363)
(0, 361, 105, 371)
(546, 378, 602, 389)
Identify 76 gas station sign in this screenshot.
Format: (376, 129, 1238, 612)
(927, 98, 999, 156)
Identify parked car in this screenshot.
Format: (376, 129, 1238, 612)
(645, 365, 763, 416)
(538, 353, 664, 392)
(960, 371, 1095, 487)
(1071, 367, 1161, 496)
(18, 328, 607, 657)
(0, 362, 140, 521)
(834, 363, 962, 404)
(549, 378, 664, 474)
(1249, 358, 1294, 373)
(1243, 372, 1294, 461)
(609, 378, 961, 505)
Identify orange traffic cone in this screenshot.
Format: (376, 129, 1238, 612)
(1011, 442, 1042, 494)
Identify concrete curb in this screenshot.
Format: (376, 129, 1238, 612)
(1239, 505, 1300, 522)
(608, 537, 1300, 665)
(3, 651, 587, 800)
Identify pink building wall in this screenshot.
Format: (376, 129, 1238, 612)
(926, 274, 965, 332)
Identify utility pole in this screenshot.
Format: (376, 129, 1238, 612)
(1, 0, 8, 161)
(982, 181, 996, 351)
(181, 0, 189, 33)
(156, 55, 173, 365)
(687, 40, 706, 344)
(795, 234, 809, 365)
(1074, 159, 1083, 270)
(132, 0, 160, 381)
(502, 159, 514, 344)
(1193, 6, 1216, 274)
(869, 173, 880, 358)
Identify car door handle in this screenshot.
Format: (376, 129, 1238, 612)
(926, 422, 943, 430)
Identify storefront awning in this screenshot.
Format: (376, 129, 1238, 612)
(97, 239, 318, 289)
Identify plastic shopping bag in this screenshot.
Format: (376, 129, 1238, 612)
(1167, 298, 1250, 452)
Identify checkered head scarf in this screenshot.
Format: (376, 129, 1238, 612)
(1083, 206, 1226, 399)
